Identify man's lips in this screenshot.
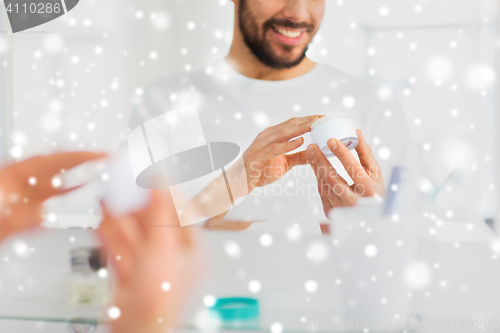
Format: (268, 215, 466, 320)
(270, 25, 307, 45)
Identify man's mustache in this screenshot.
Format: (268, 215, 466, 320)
(263, 19, 315, 32)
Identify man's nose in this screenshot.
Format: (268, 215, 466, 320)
(282, 0, 309, 23)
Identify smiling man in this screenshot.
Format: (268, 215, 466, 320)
(129, 0, 413, 235)
(229, 0, 322, 75)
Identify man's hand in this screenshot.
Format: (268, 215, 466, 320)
(243, 115, 322, 192)
(203, 116, 321, 230)
(98, 189, 200, 333)
(307, 129, 385, 216)
(0, 152, 106, 242)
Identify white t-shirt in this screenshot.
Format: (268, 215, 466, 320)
(129, 58, 413, 235)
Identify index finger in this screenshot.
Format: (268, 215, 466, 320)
(3, 151, 107, 201)
(263, 115, 323, 141)
(97, 202, 138, 282)
(14, 152, 107, 181)
(307, 144, 356, 205)
(326, 138, 372, 187)
(267, 119, 321, 144)
(307, 144, 352, 190)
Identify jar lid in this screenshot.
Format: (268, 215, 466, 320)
(210, 297, 259, 321)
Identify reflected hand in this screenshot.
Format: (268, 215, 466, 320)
(0, 152, 106, 242)
(98, 189, 200, 333)
(243, 116, 322, 192)
(307, 129, 385, 216)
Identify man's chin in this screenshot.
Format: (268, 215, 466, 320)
(248, 41, 309, 69)
(270, 45, 309, 63)
(268, 54, 307, 68)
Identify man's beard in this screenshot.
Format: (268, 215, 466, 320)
(238, 0, 315, 70)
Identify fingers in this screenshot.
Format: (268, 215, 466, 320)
(97, 202, 137, 282)
(307, 144, 358, 206)
(326, 138, 372, 187)
(252, 116, 321, 150)
(354, 129, 381, 174)
(285, 151, 309, 169)
(267, 116, 322, 136)
(98, 188, 195, 285)
(318, 180, 343, 209)
(131, 190, 177, 235)
(132, 189, 193, 248)
(265, 116, 322, 144)
(258, 137, 304, 162)
(245, 116, 323, 168)
(318, 183, 333, 213)
(9, 152, 107, 202)
(319, 223, 331, 235)
(0, 210, 43, 241)
(32, 152, 107, 176)
(308, 144, 348, 187)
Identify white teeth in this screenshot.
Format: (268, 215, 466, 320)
(275, 27, 302, 39)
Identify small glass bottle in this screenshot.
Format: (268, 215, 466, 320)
(67, 247, 111, 306)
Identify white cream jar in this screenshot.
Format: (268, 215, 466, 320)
(310, 114, 358, 157)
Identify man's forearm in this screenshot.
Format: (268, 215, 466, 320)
(181, 157, 249, 228)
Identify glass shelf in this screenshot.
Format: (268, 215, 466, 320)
(0, 299, 104, 325)
(0, 299, 409, 333)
